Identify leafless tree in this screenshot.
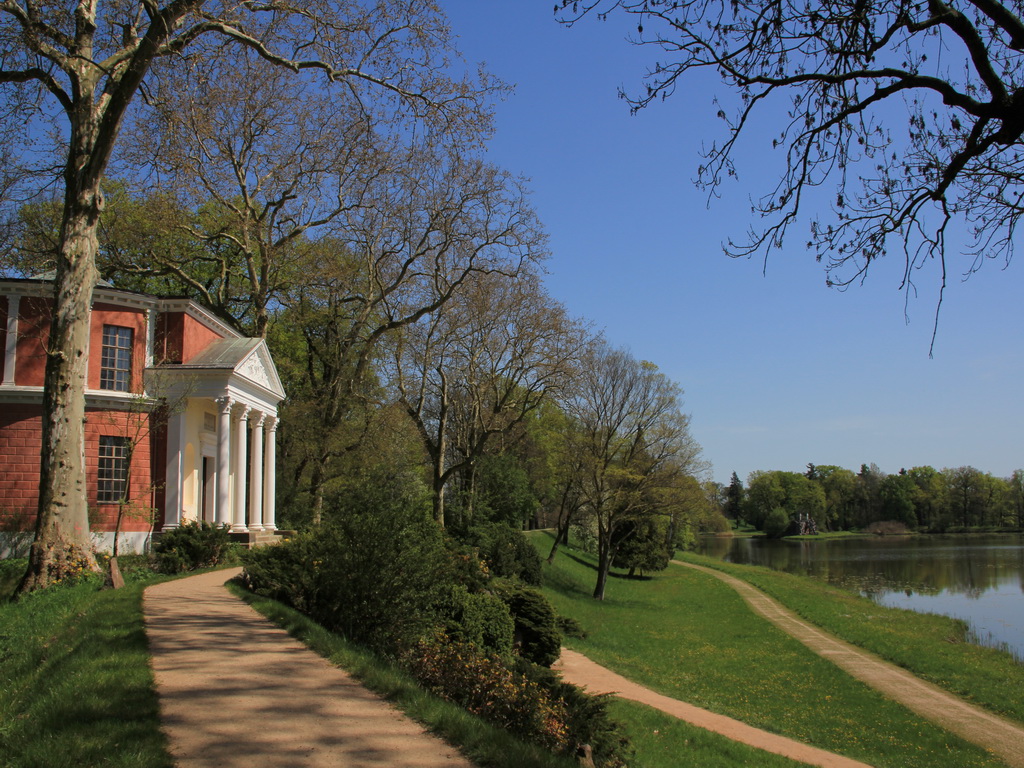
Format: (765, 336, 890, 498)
(391, 267, 588, 526)
(560, 0, 1024, 345)
(279, 151, 547, 523)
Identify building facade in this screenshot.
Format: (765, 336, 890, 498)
(0, 277, 286, 556)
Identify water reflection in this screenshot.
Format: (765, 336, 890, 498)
(696, 534, 1024, 660)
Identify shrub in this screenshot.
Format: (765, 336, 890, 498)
(243, 481, 462, 653)
(401, 632, 569, 750)
(465, 523, 543, 586)
(556, 614, 587, 639)
(515, 659, 632, 768)
(495, 582, 562, 667)
(431, 583, 515, 656)
(763, 507, 791, 538)
(866, 520, 912, 535)
(152, 520, 231, 573)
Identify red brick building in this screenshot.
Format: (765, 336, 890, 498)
(0, 277, 286, 556)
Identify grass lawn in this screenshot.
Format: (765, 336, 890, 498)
(681, 551, 1024, 723)
(530, 532, 1009, 768)
(0, 560, 173, 768)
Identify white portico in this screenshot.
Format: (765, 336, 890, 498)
(150, 338, 286, 535)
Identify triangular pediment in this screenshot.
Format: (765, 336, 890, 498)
(235, 342, 285, 400)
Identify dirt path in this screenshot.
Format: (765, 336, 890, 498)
(553, 648, 872, 768)
(676, 559, 1024, 768)
(144, 568, 473, 768)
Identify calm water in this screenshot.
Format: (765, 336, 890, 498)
(696, 534, 1024, 661)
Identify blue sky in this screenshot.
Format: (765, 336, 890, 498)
(441, 1, 1024, 485)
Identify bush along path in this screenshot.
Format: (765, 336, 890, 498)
(676, 560, 1024, 768)
(144, 568, 474, 768)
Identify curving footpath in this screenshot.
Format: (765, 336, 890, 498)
(675, 560, 1024, 768)
(144, 568, 472, 768)
(553, 648, 871, 768)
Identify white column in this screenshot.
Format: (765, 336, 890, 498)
(3, 294, 19, 385)
(263, 416, 278, 531)
(215, 396, 233, 527)
(162, 408, 186, 530)
(249, 412, 265, 532)
(232, 404, 250, 532)
(145, 307, 157, 368)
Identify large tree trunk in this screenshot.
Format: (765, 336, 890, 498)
(18, 199, 102, 593)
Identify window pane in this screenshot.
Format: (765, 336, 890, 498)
(98, 436, 129, 503)
(100, 325, 133, 391)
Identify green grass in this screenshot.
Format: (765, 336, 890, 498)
(607, 699, 806, 768)
(0, 569, 172, 768)
(0, 559, 25, 599)
(783, 530, 872, 540)
(229, 583, 578, 768)
(530, 532, 1008, 768)
(680, 551, 1024, 723)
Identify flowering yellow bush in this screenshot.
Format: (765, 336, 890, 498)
(401, 631, 570, 750)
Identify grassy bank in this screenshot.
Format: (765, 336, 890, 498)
(231, 583, 578, 768)
(531, 532, 1007, 768)
(0, 564, 172, 768)
(681, 551, 1024, 722)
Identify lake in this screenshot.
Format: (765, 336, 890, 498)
(696, 533, 1024, 662)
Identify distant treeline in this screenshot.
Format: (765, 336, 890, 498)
(723, 464, 1024, 534)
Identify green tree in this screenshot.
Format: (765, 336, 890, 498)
(562, 344, 705, 600)
(814, 465, 859, 531)
(744, 470, 825, 533)
(880, 471, 918, 529)
(724, 471, 745, 522)
(908, 466, 948, 530)
(2, 0, 489, 593)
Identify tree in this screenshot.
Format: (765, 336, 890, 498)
(743, 470, 825, 532)
(1, 0, 486, 591)
(561, 343, 704, 600)
(723, 471, 744, 522)
(1009, 470, 1024, 529)
(392, 267, 586, 525)
(559, 0, 1024, 345)
(880, 471, 918, 528)
(814, 464, 859, 531)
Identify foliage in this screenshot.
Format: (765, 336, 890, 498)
(463, 522, 544, 586)
(152, 521, 232, 574)
(473, 452, 541, 529)
(493, 582, 563, 667)
(743, 463, 1024, 534)
(558, 342, 706, 599)
(611, 516, 671, 575)
(242, 477, 458, 652)
(763, 507, 792, 539)
(514, 659, 632, 768)
(401, 632, 570, 750)
(431, 583, 516, 657)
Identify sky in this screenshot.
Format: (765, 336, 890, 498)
(440, 1, 1024, 485)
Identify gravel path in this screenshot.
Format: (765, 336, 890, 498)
(145, 568, 473, 768)
(677, 559, 1024, 768)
